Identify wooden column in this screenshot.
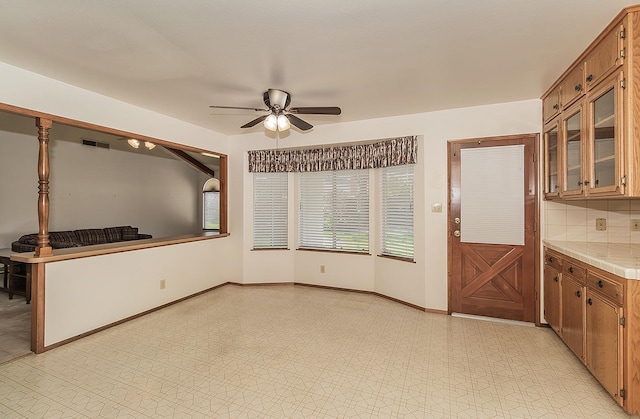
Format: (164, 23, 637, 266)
(35, 118, 53, 257)
(31, 262, 45, 353)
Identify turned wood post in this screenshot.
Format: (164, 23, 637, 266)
(35, 118, 53, 257)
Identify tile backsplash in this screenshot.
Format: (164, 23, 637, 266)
(544, 199, 640, 244)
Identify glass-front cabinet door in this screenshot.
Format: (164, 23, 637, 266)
(561, 103, 585, 197)
(544, 119, 560, 198)
(587, 71, 623, 196)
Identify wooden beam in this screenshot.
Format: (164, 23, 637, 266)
(164, 147, 216, 178)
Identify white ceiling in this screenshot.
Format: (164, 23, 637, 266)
(0, 0, 637, 136)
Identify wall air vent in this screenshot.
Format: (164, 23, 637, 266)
(82, 138, 110, 149)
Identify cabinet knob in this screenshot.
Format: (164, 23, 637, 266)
(587, 298, 593, 305)
(575, 84, 582, 92)
(586, 74, 593, 82)
(554, 276, 559, 283)
(568, 267, 573, 274)
(575, 290, 581, 297)
(578, 180, 582, 186)
(548, 257, 553, 263)
(596, 280, 604, 288)
(553, 104, 559, 110)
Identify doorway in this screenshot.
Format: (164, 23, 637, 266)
(448, 134, 539, 323)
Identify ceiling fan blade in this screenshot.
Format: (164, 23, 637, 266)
(209, 105, 268, 112)
(241, 115, 268, 128)
(289, 106, 341, 115)
(286, 114, 313, 131)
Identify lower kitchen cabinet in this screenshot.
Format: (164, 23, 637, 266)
(585, 289, 623, 402)
(562, 275, 585, 360)
(543, 246, 639, 414)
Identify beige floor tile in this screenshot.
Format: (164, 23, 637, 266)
(0, 285, 635, 418)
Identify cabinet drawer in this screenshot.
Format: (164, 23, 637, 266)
(564, 261, 586, 282)
(585, 22, 624, 89)
(545, 251, 563, 271)
(587, 271, 623, 305)
(560, 64, 584, 107)
(542, 87, 560, 122)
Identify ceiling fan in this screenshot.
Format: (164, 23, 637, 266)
(209, 89, 341, 132)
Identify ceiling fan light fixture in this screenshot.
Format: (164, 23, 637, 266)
(277, 114, 290, 131)
(264, 114, 278, 131)
(144, 141, 156, 150)
(127, 139, 140, 149)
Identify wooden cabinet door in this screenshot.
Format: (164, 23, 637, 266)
(586, 71, 624, 196)
(543, 87, 561, 123)
(544, 264, 561, 334)
(586, 291, 623, 403)
(544, 119, 560, 198)
(561, 276, 584, 360)
(561, 102, 585, 197)
(585, 22, 624, 89)
(560, 64, 584, 108)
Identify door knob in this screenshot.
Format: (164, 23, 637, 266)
(453, 230, 460, 237)
(454, 217, 461, 224)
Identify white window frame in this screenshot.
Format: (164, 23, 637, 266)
(299, 169, 369, 253)
(253, 172, 288, 249)
(380, 164, 414, 260)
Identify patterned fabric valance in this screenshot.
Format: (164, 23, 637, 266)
(248, 136, 417, 173)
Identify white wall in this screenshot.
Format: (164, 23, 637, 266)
(0, 129, 206, 248)
(232, 99, 542, 312)
(44, 238, 235, 346)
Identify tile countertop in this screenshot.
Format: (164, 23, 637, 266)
(544, 241, 640, 280)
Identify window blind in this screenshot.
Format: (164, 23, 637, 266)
(253, 172, 288, 248)
(380, 164, 414, 259)
(203, 191, 220, 230)
(299, 170, 369, 252)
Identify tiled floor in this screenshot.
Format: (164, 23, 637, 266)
(0, 284, 634, 418)
(0, 291, 31, 364)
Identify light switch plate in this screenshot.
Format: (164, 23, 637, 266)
(432, 203, 442, 213)
(596, 218, 607, 231)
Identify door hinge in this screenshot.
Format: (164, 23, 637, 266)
(622, 175, 627, 186)
(621, 28, 626, 39)
(533, 221, 537, 232)
(621, 48, 626, 59)
(621, 78, 626, 89)
(533, 153, 536, 163)
(620, 316, 626, 327)
(620, 389, 626, 399)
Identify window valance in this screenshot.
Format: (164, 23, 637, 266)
(248, 136, 417, 173)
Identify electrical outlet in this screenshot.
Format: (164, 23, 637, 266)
(320, 265, 325, 273)
(160, 279, 166, 289)
(632, 219, 640, 231)
(595, 218, 607, 231)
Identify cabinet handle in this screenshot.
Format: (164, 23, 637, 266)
(578, 180, 582, 186)
(548, 257, 553, 263)
(596, 280, 604, 288)
(554, 276, 559, 283)
(575, 290, 581, 297)
(575, 84, 582, 92)
(568, 267, 573, 274)
(587, 298, 593, 305)
(553, 104, 559, 110)
(586, 74, 593, 82)
(594, 179, 599, 186)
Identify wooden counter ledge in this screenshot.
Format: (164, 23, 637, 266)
(10, 232, 229, 263)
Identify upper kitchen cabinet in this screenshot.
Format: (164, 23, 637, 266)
(541, 9, 640, 199)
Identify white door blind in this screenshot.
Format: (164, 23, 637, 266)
(380, 164, 414, 259)
(253, 172, 288, 249)
(460, 145, 524, 245)
(299, 170, 369, 252)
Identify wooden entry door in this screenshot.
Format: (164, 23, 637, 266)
(448, 134, 538, 323)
